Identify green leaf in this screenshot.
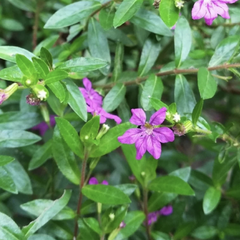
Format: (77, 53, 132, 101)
(112, 42, 124, 82)
(224, 224, 240, 237)
(56, 117, 84, 158)
(99, 8, 114, 30)
(83, 218, 102, 235)
(0, 130, 41, 148)
(198, 68, 217, 100)
(148, 192, 177, 212)
(48, 81, 67, 103)
(5, 159, 32, 194)
(16, 54, 37, 79)
(80, 116, 100, 144)
(141, 74, 163, 111)
(0, 167, 17, 193)
(78, 219, 99, 240)
(22, 190, 72, 238)
(148, 176, 195, 196)
(102, 83, 126, 112)
(226, 186, 240, 199)
(130, 8, 172, 37)
(203, 187, 221, 215)
(174, 16, 192, 67)
(150, 97, 168, 111)
(191, 226, 218, 240)
(32, 57, 49, 79)
(44, 1, 101, 29)
(212, 156, 237, 187)
(82, 185, 131, 205)
(34, 35, 59, 56)
(45, 70, 68, 85)
(88, 19, 111, 75)
(217, 204, 232, 229)
(28, 234, 55, 240)
(21, 199, 76, 221)
(114, 184, 138, 196)
(113, 0, 143, 28)
(159, 0, 179, 27)
(174, 74, 196, 115)
(90, 123, 132, 157)
(151, 231, 170, 240)
(115, 211, 145, 240)
(0, 65, 23, 82)
(40, 47, 53, 69)
(192, 99, 204, 126)
(2, 19, 24, 31)
(28, 140, 52, 170)
(209, 35, 240, 67)
(0, 111, 41, 130)
(169, 167, 191, 182)
(52, 126, 80, 185)
(0, 212, 25, 240)
(0, 155, 15, 166)
(174, 222, 196, 240)
(7, 0, 36, 12)
(64, 79, 87, 122)
(57, 57, 108, 73)
(138, 38, 162, 77)
(0, 46, 35, 62)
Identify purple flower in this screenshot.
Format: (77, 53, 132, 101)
(32, 115, 56, 136)
(118, 108, 174, 160)
(146, 205, 173, 226)
(119, 221, 126, 228)
(80, 78, 122, 124)
(88, 103, 122, 124)
(159, 205, 173, 216)
(0, 91, 7, 105)
(26, 93, 41, 106)
(79, 78, 102, 107)
(192, 0, 238, 25)
(89, 177, 109, 185)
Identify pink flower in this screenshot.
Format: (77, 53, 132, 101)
(192, 0, 238, 25)
(89, 177, 108, 185)
(158, 205, 173, 216)
(118, 108, 174, 160)
(80, 78, 122, 124)
(119, 221, 126, 228)
(79, 78, 102, 107)
(32, 115, 56, 136)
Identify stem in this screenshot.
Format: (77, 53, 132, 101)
(73, 150, 89, 240)
(143, 188, 151, 240)
(32, 1, 42, 50)
(94, 63, 240, 90)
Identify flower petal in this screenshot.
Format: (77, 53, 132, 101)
(205, 17, 215, 25)
(101, 180, 108, 185)
(130, 109, 146, 126)
(89, 177, 98, 185)
(146, 135, 162, 159)
(102, 109, 122, 124)
(135, 136, 147, 160)
(153, 127, 175, 143)
(118, 128, 144, 144)
(192, 0, 207, 20)
(159, 206, 173, 216)
(149, 107, 167, 126)
(83, 78, 92, 91)
(219, 0, 238, 3)
(213, 2, 230, 19)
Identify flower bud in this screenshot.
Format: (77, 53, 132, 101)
(32, 85, 49, 101)
(96, 124, 110, 140)
(0, 83, 18, 105)
(109, 213, 115, 221)
(26, 93, 41, 106)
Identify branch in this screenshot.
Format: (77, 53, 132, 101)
(95, 63, 240, 90)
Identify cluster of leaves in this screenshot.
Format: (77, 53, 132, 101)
(1, 0, 240, 240)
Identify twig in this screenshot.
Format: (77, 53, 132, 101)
(32, 1, 42, 50)
(73, 150, 89, 240)
(94, 63, 240, 90)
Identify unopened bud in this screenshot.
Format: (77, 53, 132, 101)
(96, 124, 110, 140)
(141, 171, 146, 177)
(26, 93, 41, 106)
(0, 83, 18, 105)
(109, 213, 115, 221)
(183, 120, 193, 132)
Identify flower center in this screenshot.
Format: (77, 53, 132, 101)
(144, 122, 154, 135)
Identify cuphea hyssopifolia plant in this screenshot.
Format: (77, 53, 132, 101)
(1, 0, 240, 239)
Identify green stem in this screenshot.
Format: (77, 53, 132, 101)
(73, 150, 89, 240)
(143, 188, 152, 240)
